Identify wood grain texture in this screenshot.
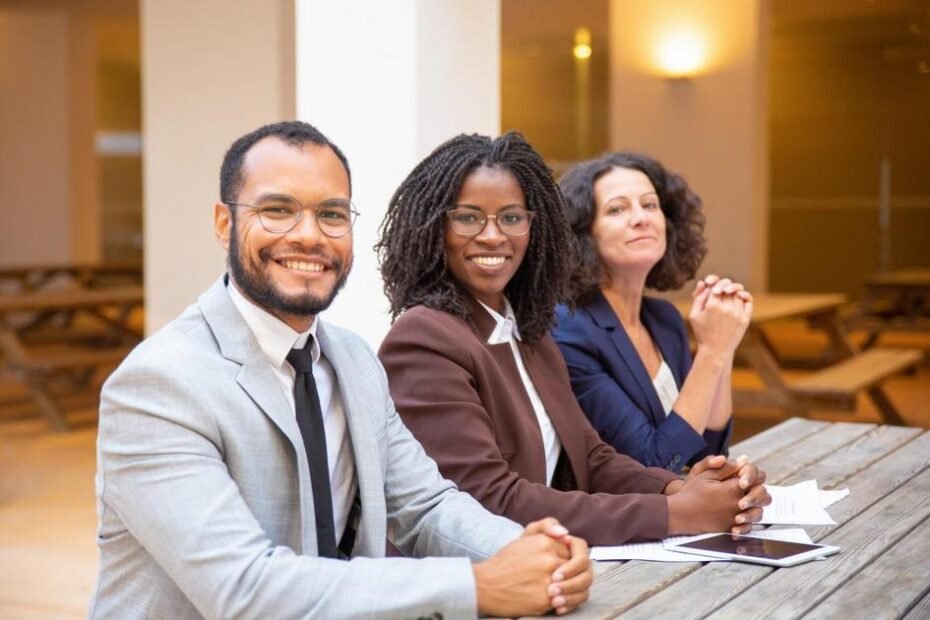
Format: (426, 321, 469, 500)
(804, 511, 930, 619)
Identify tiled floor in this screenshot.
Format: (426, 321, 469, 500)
(0, 323, 928, 618)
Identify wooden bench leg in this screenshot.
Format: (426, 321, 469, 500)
(24, 381, 70, 432)
(866, 386, 905, 426)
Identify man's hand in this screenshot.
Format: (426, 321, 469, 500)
(474, 519, 592, 617)
(547, 534, 592, 615)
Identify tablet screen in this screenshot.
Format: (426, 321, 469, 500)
(677, 534, 825, 560)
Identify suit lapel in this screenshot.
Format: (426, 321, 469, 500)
(315, 322, 386, 557)
(198, 275, 304, 450)
(589, 292, 667, 426)
(467, 298, 549, 483)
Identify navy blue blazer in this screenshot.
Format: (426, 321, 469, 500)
(553, 292, 730, 472)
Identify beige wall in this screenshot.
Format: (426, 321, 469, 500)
(0, 8, 72, 266)
(608, 0, 770, 291)
(141, 0, 296, 332)
(501, 0, 610, 164)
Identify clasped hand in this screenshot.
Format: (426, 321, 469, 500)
(689, 275, 753, 357)
(473, 517, 592, 617)
(666, 454, 771, 535)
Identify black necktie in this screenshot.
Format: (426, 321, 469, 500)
(287, 342, 338, 558)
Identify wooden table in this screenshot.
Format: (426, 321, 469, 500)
(567, 418, 930, 619)
(0, 285, 144, 430)
(0, 261, 142, 292)
(675, 293, 922, 424)
(856, 268, 930, 345)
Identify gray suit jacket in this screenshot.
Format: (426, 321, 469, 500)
(90, 276, 522, 619)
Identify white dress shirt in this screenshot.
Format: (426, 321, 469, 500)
(479, 299, 562, 486)
(652, 360, 680, 416)
(227, 281, 357, 541)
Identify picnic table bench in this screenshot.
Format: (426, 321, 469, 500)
(0, 285, 143, 430)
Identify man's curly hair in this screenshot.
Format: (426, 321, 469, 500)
(376, 131, 574, 342)
(559, 151, 707, 305)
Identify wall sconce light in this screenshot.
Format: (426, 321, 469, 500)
(573, 27, 592, 60)
(655, 28, 707, 78)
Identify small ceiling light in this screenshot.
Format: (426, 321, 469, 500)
(573, 27, 592, 60)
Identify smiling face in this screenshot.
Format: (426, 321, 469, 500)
(591, 166, 667, 281)
(443, 166, 530, 312)
(214, 137, 353, 331)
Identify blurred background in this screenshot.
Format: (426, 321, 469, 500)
(1, 0, 928, 617)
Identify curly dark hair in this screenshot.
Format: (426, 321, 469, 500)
(376, 131, 574, 342)
(559, 151, 707, 305)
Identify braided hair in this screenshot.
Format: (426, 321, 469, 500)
(559, 151, 707, 305)
(376, 131, 574, 342)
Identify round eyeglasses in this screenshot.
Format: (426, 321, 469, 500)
(445, 207, 536, 237)
(227, 195, 359, 238)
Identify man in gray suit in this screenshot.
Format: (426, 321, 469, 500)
(90, 121, 592, 619)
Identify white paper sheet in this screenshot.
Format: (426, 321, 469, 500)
(760, 480, 849, 525)
(590, 528, 813, 562)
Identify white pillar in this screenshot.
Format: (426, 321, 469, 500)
(296, 0, 501, 347)
(608, 0, 769, 291)
(141, 0, 296, 332)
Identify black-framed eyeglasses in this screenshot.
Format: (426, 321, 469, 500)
(226, 195, 359, 238)
(445, 206, 536, 237)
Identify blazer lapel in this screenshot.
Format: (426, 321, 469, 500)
(198, 275, 304, 450)
(467, 297, 549, 483)
(588, 292, 667, 426)
(315, 322, 386, 557)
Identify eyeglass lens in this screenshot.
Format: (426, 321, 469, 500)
(447, 208, 533, 236)
(257, 196, 355, 236)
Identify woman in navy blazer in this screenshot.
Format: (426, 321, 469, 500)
(553, 152, 752, 472)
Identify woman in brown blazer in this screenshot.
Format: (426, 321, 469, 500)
(376, 132, 769, 546)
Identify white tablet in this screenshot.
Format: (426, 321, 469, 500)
(664, 533, 840, 567)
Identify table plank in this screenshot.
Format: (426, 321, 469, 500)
(867, 268, 930, 288)
(903, 588, 930, 620)
(729, 417, 830, 462)
(569, 561, 701, 620)
(747, 293, 847, 324)
(0, 286, 143, 313)
(673, 293, 847, 325)
(753, 422, 876, 482)
(776, 425, 923, 490)
(806, 515, 930, 619)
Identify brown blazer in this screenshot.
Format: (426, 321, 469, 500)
(379, 299, 679, 545)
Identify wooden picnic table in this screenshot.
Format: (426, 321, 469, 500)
(855, 268, 930, 345)
(0, 260, 142, 292)
(556, 417, 930, 619)
(675, 293, 922, 424)
(0, 285, 144, 430)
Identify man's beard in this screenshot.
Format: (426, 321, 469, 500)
(228, 232, 350, 318)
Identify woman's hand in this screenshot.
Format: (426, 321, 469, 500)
(689, 275, 753, 357)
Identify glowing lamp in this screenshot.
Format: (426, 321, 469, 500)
(656, 29, 707, 78)
(573, 27, 592, 60)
